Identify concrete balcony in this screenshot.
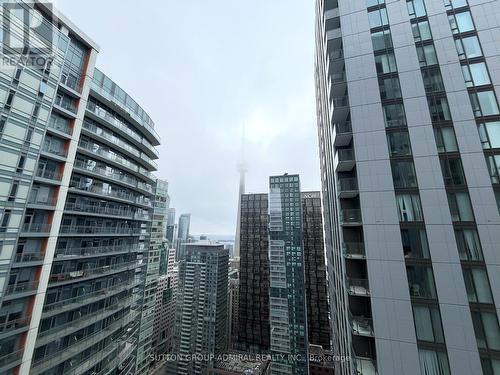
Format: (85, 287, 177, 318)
(339, 209, 362, 226)
(324, 7, 339, 20)
(355, 357, 378, 375)
(334, 121, 352, 147)
(337, 178, 358, 198)
(346, 277, 370, 297)
(336, 148, 355, 172)
(343, 242, 366, 259)
(326, 28, 341, 40)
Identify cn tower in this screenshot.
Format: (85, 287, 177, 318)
(234, 125, 247, 259)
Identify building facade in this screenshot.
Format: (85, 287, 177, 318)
(0, 2, 161, 374)
(269, 174, 308, 375)
(172, 242, 229, 375)
(315, 1, 500, 374)
(175, 213, 190, 261)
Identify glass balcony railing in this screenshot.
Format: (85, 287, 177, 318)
(0, 316, 31, 334)
(21, 222, 51, 233)
(14, 253, 44, 263)
(78, 141, 139, 173)
(336, 121, 352, 135)
(73, 160, 136, 187)
(59, 225, 142, 235)
(49, 261, 140, 284)
(60, 73, 82, 93)
(343, 242, 366, 258)
(54, 96, 78, 114)
(350, 313, 374, 337)
(325, 7, 339, 20)
(82, 121, 141, 158)
(36, 168, 62, 181)
(327, 28, 341, 40)
(28, 196, 57, 207)
(346, 278, 370, 296)
(337, 148, 355, 163)
(339, 209, 362, 225)
(4, 280, 39, 296)
(332, 96, 349, 107)
(337, 178, 358, 194)
(355, 357, 378, 375)
(64, 202, 136, 219)
(0, 349, 23, 369)
(55, 244, 143, 259)
(42, 144, 68, 158)
(70, 183, 152, 207)
(47, 116, 73, 136)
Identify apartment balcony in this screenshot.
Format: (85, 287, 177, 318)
(343, 242, 366, 259)
(69, 184, 152, 208)
(3, 280, 39, 300)
(73, 160, 138, 190)
(42, 279, 140, 318)
(355, 357, 378, 375)
(0, 349, 23, 373)
(35, 168, 62, 184)
(64, 202, 136, 220)
(334, 121, 352, 147)
(12, 253, 45, 266)
(47, 117, 73, 138)
(82, 120, 141, 159)
(340, 209, 362, 226)
(59, 73, 82, 95)
(336, 149, 355, 172)
(0, 316, 31, 338)
(329, 72, 347, 102)
(54, 96, 78, 116)
(59, 225, 143, 236)
(41, 145, 68, 161)
(324, 7, 339, 20)
(20, 222, 51, 236)
(326, 27, 341, 40)
(350, 313, 374, 337)
(346, 277, 370, 297)
(30, 312, 137, 375)
(337, 178, 358, 198)
(27, 196, 57, 209)
(55, 244, 142, 260)
(48, 261, 140, 285)
(330, 95, 350, 125)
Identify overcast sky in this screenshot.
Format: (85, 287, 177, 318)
(53, 0, 320, 236)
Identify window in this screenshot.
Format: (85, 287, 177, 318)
(478, 122, 500, 149)
(392, 161, 418, 188)
(485, 155, 500, 183)
(472, 311, 500, 350)
(0, 210, 11, 232)
(5, 90, 14, 109)
(375, 52, 397, 74)
(455, 36, 482, 60)
(412, 20, 432, 42)
(444, 0, 468, 10)
(387, 131, 412, 156)
(448, 192, 474, 221)
(8, 180, 19, 202)
(413, 305, 445, 343)
(449, 11, 475, 34)
(383, 103, 407, 127)
(463, 268, 493, 303)
(16, 154, 26, 173)
(371, 29, 392, 51)
(441, 158, 466, 186)
(428, 97, 452, 122)
(407, 0, 426, 18)
(434, 127, 458, 152)
(402, 228, 430, 259)
(368, 8, 388, 28)
(0, 117, 6, 134)
(379, 77, 402, 100)
(455, 229, 483, 261)
(481, 358, 500, 375)
(397, 194, 424, 222)
(422, 69, 445, 93)
(462, 63, 491, 87)
(469, 91, 500, 117)
(418, 350, 451, 375)
(417, 45, 438, 67)
(407, 265, 437, 298)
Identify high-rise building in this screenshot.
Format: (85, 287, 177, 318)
(301, 191, 330, 350)
(238, 193, 270, 352)
(269, 174, 308, 375)
(0, 2, 160, 374)
(315, 1, 500, 375)
(234, 125, 247, 260)
(172, 242, 229, 374)
(175, 213, 190, 261)
(136, 179, 169, 374)
(228, 274, 240, 349)
(166, 207, 176, 246)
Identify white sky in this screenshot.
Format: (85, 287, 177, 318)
(53, 0, 321, 236)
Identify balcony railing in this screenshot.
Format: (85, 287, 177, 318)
(59, 225, 142, 235)
(4, 280, 39, 296)
(355, 357, 378, 375)
(86, 102, 142, 143)
(21, 222, 51, 233)
(0, 349, 23, 369)
(60, 73, 82, 93)
(327, 28, 341, 40)
(36, 168, 62, 181)
(14, 253, 44, 263)
(0, 316, 31, 334)
(70, 184, 152, 207)
(337, 178, 358, 194)
(332, 96, 349, 107)
(48, 117, 73, 136)
(49, 261, 140, 284)
(55, 244, 143, 259)
(350, 314, 374, 337)
(28, 196, 57, 207)
(42, 145, 68, 158)
(82, 121, 141, 158)
(325, 7, 339, 20)
(346, 278, 370, 296)
(339, 209, 362, 225)
(336, 121, 352, 135)
(54, 96, 78, 114)
(337, 148, 355, 163)
(64, 202, 136, 219)
(343, 242, 365, 259)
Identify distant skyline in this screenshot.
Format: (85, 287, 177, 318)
(54, 0, 320, 235)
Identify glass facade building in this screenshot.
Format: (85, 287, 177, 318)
(0, 2, 160, 374)
(315, 0, 500, 374)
